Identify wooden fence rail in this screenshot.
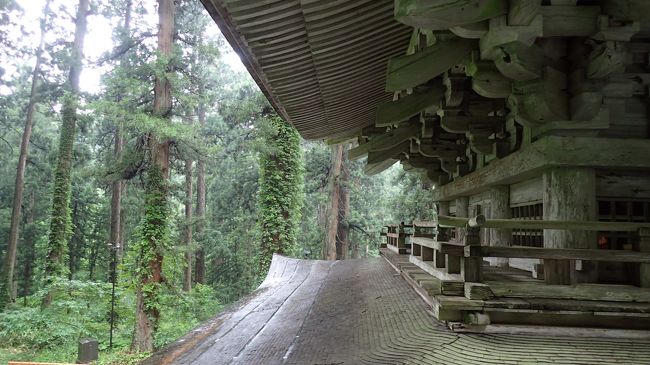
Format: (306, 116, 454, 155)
(438, 215, 650, 232)
(467, 246, 650, 263)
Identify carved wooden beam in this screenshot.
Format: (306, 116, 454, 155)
(412, 139, 461, 160)
(375, 85, 444, 127)
(432, 136, 650, 200)
(386, 36, 475, 92)
(349, 121, 421, 160)
(508, 67, 568, 127)
(395, 0, 508, 30)
(602, 0, 650, 22)
(367, 141, 410, 165)
(508, 0, 541, 26)
(439, 115, 503, 134)
(466, 58, 512, 98)
(364, 158, 398, 176)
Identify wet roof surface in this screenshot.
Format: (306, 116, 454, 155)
(146, 255, 650, 365)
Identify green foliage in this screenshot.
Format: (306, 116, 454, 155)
(154, 284, 221, 348)
(257, 116, 304, 273)
(0, 280, 220, 363)
(0, 279, 112, 350)
(389, 170, 436, 222)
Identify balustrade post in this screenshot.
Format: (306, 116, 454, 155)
(640, 228, 650, 288)
(461, 225, 482, 282)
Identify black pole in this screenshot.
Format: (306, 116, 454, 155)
(108, 242, 118, 349)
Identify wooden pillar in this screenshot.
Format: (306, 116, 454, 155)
(489, 186, 511, 267)
(462, 227, 482, 282)
(543, 167, 597, 285)
(438, 201, 450, 216)
(455, 196, 469, 242)
(436, 200, 451, 242)
(640, 228, 650, 288)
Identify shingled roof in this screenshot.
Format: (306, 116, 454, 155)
(200, 0, 412, 139)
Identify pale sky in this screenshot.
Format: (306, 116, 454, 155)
(11, 0, 245, 94)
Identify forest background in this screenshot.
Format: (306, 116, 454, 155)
(0, 0, 433, 363)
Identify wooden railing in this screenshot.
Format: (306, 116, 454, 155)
(383, 223, 411, 254)
(437, 215, 650, 288)
(384, 216, 650, 326)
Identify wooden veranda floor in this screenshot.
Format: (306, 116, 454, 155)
(144, 254, 650, 365)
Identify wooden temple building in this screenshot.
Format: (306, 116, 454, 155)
(200, 0, 650, 333)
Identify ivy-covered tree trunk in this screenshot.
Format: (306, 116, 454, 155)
(324, 145, 343, 260)
(0, 0, 51, 308)
(194, 104, 206, 284)
(258, 116, 303, 273)
(132, 0, 174, 352)
(42, 0, 89, 308)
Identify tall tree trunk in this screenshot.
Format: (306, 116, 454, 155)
(336, 147, 349, 260)
(119, 181, 127, 257)
(110, 129, 124, 254)
(132, 0, 174, 352)
(0, 0, 51, 308)
(110, 0, 131, 262)
(194, 104, 206, 284)
(183, 151, 193, 292)
(22, 191, 35, 305)
(42, 0, 89, 308)
(324, 145, 343, 260)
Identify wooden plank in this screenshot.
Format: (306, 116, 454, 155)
(386, 36, 475, 92)
(431, 300, 463, 321)
(436, 215, 650, 232)
(349, 121, 421, 160)
(413, 220, 436, 228)
(597, 172, 650, 199)
(465, 282, 495, 300)
(467, 246, 650, 263)
(386, 243, 408, 255)
(375, 86, 444, 127)
(410, 237, 464, 255)
(484, 297, 650, 314)
(363, 158, 398, 176)
(395, 0, 507, 29)
(450, 323, 650, 339)
(486, 281, 650, 302)
(508, 0, 541, 26)
(366, 141, 410, 164)
(436, 295, 484, 311)
(432, 136, 650, 201)
(540, 5, 599, 37)
(509, 177, 542, 206)
(410, 255, 463, 281)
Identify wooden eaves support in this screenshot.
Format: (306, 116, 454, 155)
(345, 1, 650, 293)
